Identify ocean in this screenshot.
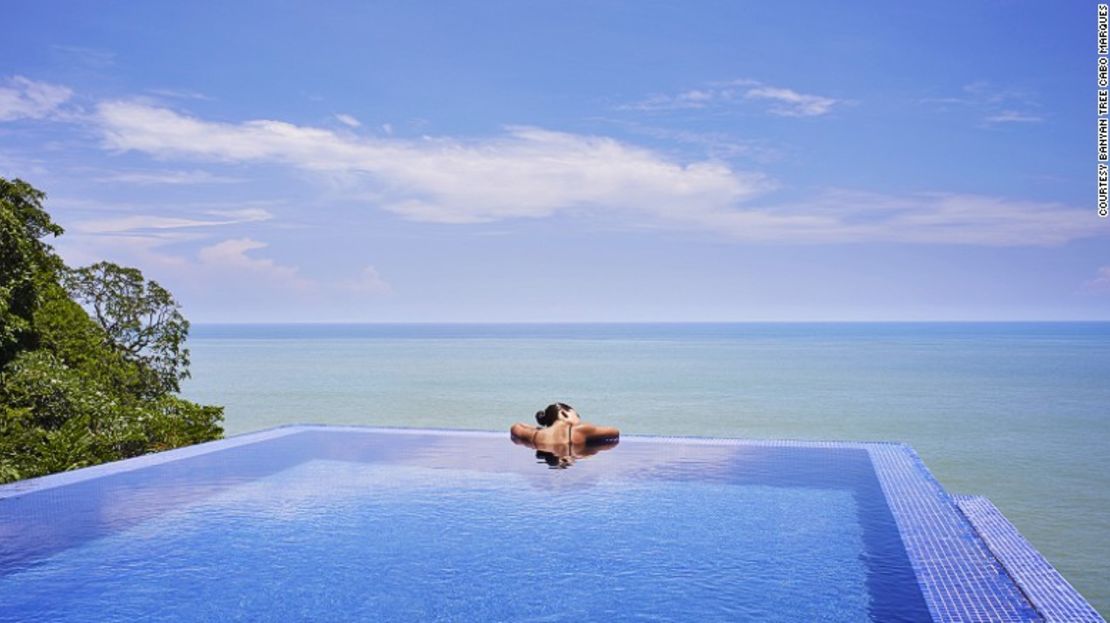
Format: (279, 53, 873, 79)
(182, 322, 1110, 616)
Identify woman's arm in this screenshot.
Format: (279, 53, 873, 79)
(510, 422, 538, 444)
(575, 423, 620, 444)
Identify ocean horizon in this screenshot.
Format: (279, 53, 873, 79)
(182, 321, 1110, 615)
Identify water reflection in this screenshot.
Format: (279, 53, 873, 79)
(510, 434, 619, 469)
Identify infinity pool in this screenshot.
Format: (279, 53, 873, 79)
(0, 427, 1100, 622)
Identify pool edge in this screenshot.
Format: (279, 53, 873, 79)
(955, 495, 1106, 623)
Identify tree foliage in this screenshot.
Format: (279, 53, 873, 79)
(0, 178, 63, 369)
(0, 177, 222, 484)
(65, 262, 191, 395)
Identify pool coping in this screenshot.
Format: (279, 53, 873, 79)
(1, 424, 1103, 622)
(955, 496, 1105, 623)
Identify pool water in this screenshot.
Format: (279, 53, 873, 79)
(0, 428, 963, 622)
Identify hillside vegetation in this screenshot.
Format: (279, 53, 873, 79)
(0, 177, 223, 484)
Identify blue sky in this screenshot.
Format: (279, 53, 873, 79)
(1, 1, 1106, 321)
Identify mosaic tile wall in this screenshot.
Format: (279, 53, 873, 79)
(956, 495, 1105, 623)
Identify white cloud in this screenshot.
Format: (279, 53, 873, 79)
(743, 86, 838, 117)
(922, 82, 1043, 125)
(58, 231, 381, 303)
(683, 189, 1095, 246)
(984, 110, 1043, 124)
(91, 100, 1100, 247)
(622, 79, 842, 117)
(612, 121, 784, 163)
(629, 89, 718, 111)
(54, 231, 195, 272)
(1086, 266, 1110, 292)
(146, 88, 213, 101)
(207, 207, 273, 220)
(96, 100, 770, 224)
(73, 208, 272, 234)
(335, 113, 361, 128)
(0, 150, 50, 178)
(198, 238, 309, 287)
(344, 265, 392, 295)
(95, 169, 243, 185)
(0, 76, 73, 121)
(193, 239, 390, 300)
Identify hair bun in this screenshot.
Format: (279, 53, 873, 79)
(535, 410, 545, 425)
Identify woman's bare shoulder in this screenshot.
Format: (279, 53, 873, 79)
(510, 422, 537, 437)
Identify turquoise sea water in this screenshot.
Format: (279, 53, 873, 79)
(182, 322, 1110, 616)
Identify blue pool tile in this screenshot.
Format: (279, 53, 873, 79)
(956, 495, 1105, 623)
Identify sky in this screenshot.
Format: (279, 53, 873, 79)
(1, 1, 1107, 322)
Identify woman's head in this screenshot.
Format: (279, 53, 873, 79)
(535, 402, 580, 427)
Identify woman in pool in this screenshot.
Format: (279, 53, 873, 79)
(510, 402, 620, 446)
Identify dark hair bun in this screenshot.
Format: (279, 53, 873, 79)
(535, 403, 563, 427)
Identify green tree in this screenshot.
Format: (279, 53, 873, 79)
(0, 178, 63, 368)
(0, 177, 222, 484)
(65, 262, 191, 395)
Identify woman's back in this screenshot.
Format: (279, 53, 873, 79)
(513, 411, 620, 446)
(532, 420, 616, 444)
